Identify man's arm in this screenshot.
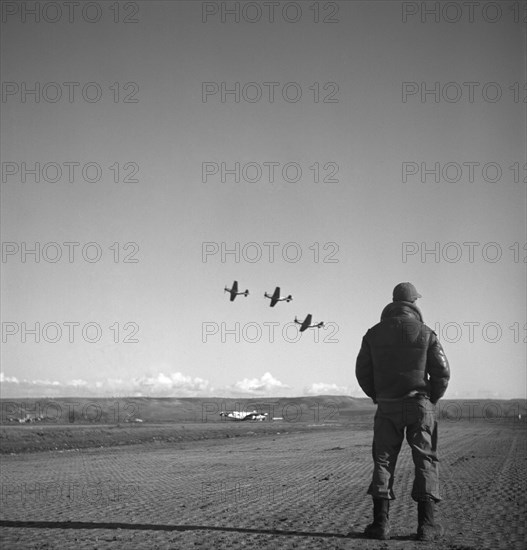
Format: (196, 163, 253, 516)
(356, 335, 376, 403)
(426, 333, 450, 404)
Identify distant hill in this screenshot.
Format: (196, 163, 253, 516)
(0, 395, 373, 424)
(0, 396, 524, 425)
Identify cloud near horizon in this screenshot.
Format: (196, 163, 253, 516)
(0, 370, 336, 398)
(227, 371, 293, 396)
(303, 382, 357, 396)
(0, 372, 514, 400)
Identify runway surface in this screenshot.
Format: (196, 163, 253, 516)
(1, 420, 525, 549)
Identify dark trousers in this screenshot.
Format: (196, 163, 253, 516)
(367, 396, 441, 502)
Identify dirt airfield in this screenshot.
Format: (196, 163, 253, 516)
(0, 397, 525, 549)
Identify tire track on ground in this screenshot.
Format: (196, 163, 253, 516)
(1, 422, 525, 549)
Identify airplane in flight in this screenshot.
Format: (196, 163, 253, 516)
(294, 314, 325, 332)
(219, 410, 268, 421)
(264, 286, 293, 307)
(224, 280, 249, 301)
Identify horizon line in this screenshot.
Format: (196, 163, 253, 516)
(1, 395, 525, 401)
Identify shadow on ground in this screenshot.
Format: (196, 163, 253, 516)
(1, 519, 419, 542)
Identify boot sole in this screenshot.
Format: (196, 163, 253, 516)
(365, 526, 391, 540)
(416, 525, 444, 541)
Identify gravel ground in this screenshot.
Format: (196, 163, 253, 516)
(0, 419, 525, 549)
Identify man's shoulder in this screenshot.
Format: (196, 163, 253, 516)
(366, 318, 438, 347)
(364, 322, 383, 337)
(421, 323, 438, 337)
(371, 316, 428, 331)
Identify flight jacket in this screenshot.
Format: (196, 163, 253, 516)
(355, 301, 450, 404)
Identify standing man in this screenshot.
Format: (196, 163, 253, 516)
(355, 283, 450, 541)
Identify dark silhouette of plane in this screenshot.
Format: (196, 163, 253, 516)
(264, 286, 293, 307)
(294, 314, 325, 332)
(224, 280, 249, 301)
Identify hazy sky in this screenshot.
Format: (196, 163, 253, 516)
(1, 0, 525, 399)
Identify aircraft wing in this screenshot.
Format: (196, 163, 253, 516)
(221, 411, 246, 420)
(300, 314, 312, 332)
(270, 286, 280, 307)
(244, 412, 267, 420)
(229, 280, 238, 300)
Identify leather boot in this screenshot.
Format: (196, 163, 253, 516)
(364, 498, 390, 540)
(417, 500, 444, 541)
